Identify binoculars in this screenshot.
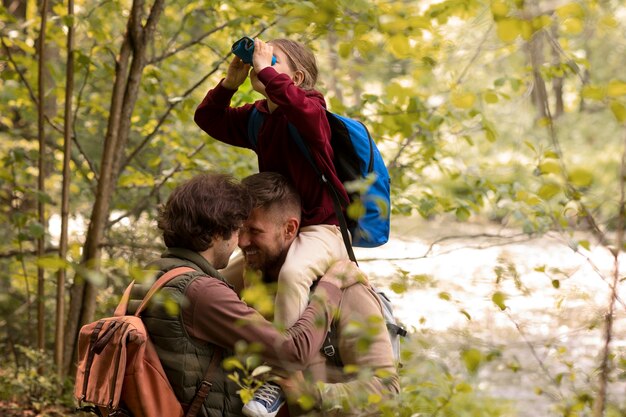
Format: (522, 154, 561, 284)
(232, 36, 277, 66)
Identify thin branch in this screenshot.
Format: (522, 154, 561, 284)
(109, 142, 207, 227)
(1, 36, 64, 136)
(388, 23, 493, 170)
(123, 21, 279, 170)
(149, 20, 233, 64)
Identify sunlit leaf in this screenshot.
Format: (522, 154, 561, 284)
(455, 206, 471, 221)
(492, 291, 507, 310)
(461, 348, 483, 374)
(568, 168, 593, 187)
(491, 0, 509, 18)
(36, 256, 68, 271)
(539, 160, 561, 175)
(251, 365, 272, 377)
(496, 18, 522, 42)
(450, 91, 476, 109)
(610, 101, 626, 123)
(538, 182, 561, 200)
(581, 85, 605, 101)
(483, 91, 499, 104)
(607, 80, 626, 97)
(562, 18, 583, 35)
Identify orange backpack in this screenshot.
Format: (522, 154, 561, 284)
(74, 266, 221, 417)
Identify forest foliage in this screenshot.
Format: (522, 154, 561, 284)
(1, 0, 625, 415)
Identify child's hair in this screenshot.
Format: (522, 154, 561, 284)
(270, 39, 318, 90)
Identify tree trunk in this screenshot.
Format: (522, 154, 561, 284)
(550, 23, 563, 118)
(527, 30, 549, 120)
(63, 0, 165, 375)
(56, 0, 75, 379)
(36, 0, 49, 355)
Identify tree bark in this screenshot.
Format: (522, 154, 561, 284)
(36, 0, 49, 355)
(63, 0, 165, 375)
(56, 0, 75, 379)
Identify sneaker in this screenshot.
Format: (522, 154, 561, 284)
(242, 381, 285, 417)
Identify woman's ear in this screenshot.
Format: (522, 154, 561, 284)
(293, 70, 305, 87)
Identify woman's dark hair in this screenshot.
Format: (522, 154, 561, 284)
(157, 173, 253, 251)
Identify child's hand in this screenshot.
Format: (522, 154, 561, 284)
(223, 56, 250, 90)
(252, 39, 274, 71)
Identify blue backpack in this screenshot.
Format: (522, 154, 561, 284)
(248, 108, 391, 260)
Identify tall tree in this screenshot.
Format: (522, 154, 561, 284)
(56, 0, 75, 378)
(64, 0, 165, 373)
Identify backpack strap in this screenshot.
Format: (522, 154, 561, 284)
(248, 107, 265, 149)
(134, 266, 196, 316)
(185, 350, 223, 417)
(320, 319, 343, 368)
(247, 109, 358, 264)
(287, 122, 358, 265)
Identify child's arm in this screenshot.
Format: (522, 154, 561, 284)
(257, 67, 331, 150)
(194, 57, 256, 149)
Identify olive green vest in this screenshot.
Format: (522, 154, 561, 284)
(130, 248, 245, 417)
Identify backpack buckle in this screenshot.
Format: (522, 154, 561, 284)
(322, 344, 336, 357)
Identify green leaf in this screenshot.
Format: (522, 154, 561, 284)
(438, 292, 451, 301)
(610, 101, 626, 123)
(455, 206, 471, 221)
(538, 182, 561, 200)
(492, 291, 507, 310)
(539, 160, 561, 175)
(483, 91, 499, 104)
(36, 256, 68, 271)
(581, 85, 605, 101)
(461, 348, 483, 374)
(568, 168, 593, 187)
(578, 240, 590, 250)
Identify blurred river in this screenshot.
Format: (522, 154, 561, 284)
(354, 216, 625, 415)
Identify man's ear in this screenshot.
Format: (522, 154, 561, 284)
(293, 70, 305, 87)
(284, 217, 299, 240)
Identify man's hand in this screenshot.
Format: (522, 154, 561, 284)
(320, 260, 368, 289)
(280, 372, 320, 412)
(222, 56, 250, 90)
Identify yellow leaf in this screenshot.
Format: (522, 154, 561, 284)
(496, 18, 521, 42)
(568, 168, 593, 187)
(562, 17, 584, 34)
(556, 3, 585, 18)
(581, 85, 605, 101)
(450, 92, 476, 109)
(538, 182, 561, 200)
(36, 256, 68, 271)
(610, 102, 626, 123)
(491, 0, 509, 18)
(492, 292, 507, 310)
(600, 16, 618, 28)
(388, 35, 411, 59)
(483, 91, 499, 104)
(520, 20, 534, 40)
(607, 80, 626, 97)
(539, 160, 561, 175)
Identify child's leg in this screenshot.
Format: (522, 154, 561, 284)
(274, 225, 348, 328)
